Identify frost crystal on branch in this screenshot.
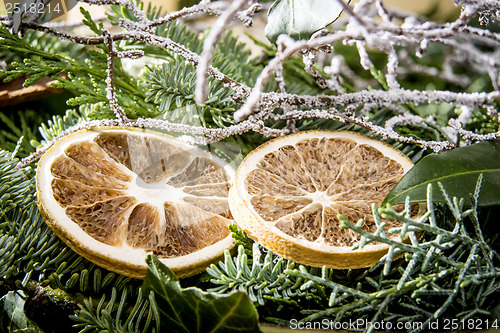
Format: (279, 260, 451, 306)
(9, 0, 500, 169)
(195, 0, 253, 104)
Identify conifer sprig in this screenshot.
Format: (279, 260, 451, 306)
(0, 0, 499, 331)
(208, 179, 500, 332)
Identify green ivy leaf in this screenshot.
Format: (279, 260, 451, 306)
(0, 291, 43, 333)
(142, 255, 260, 333)
(265, 0, 349, 43)
(383, 140, 500, 207)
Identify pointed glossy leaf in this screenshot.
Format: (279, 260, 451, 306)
(0, 291, 43, 332)
(383, 140, 500, 207)
(265, 0, 349, 43)
(143, 255, 260, 333)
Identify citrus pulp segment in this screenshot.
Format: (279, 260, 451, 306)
(229, 130, 415, 269)
(36, 127, 235, 278)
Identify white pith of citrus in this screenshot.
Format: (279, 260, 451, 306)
(37, 127, 235, 278)
(229, 130, 416, 269)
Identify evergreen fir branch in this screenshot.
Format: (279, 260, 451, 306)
(207, 240, 369, 316)
(71, 287, 158, 333)
(1, 59, 67, 87)
(54, 72, 156, 120)
(211, 31, 262, 87)
(80, 7, 105, 36)
(228, 223, 254, 251)
(208, 180, 499, 332)
(0, 179, 140, 297)
(142, 62, 237, 127)
(207, 244, 310, 306)
(1, 1, 499, 331)
(36, 109, 86, 145)
(0, 110, 42, 157)
(0, 24, 70, 63)
(0, 151, 32, 215)
(0, 153, 152, 331)
(49, 61, 148, 115)
(0, 24, 152, 121)
(12, 29, 88, 63)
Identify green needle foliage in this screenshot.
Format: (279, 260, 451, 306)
(142, 62, 237, 128)
(72, 287, 157, 333)
(0, 110, 43, 157)
(209, 179, 500, 332)
(0, 0, 499, 331)
(0, 151, 150, 332)
(0, 28, 88, 66)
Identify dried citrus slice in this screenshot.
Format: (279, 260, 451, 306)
(36, 127, 235, 278)
(229, 130, 416, 269)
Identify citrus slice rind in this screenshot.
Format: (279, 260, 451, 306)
(37, 127, 235, 279)
(229, 130, 416, 269)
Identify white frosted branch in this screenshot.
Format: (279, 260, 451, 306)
(85, 0, 150, 23)
(274, 108, 454, 152)
(258, 89, 499, 111)
(375, 0, 392, 23)
(150, 0, 222, 26)
(237, 3, 262, 27)
(386, 48, 400, 90)
(449, 118, 500, 141)
(103, 29, 130, 125)
(384, 114, 428, 131)
(195, 0, 250, 104)
(15, 119, 123, 169)
(234, 31, 358, 121)
(323, 57, 345, 94)
(11, 0, 500, 168)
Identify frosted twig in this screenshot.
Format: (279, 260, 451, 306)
(272, 109, 454, 152)
(339, 0, 372, 31)
(386, 48, 400, 90)
(375, 0, 392, 23)
(8, 0, 500, 167)
(323, 57, 345, 94)
(237, 3, 262, 28)
(356, 41, 374, 70)
(14, 114, 286, 169)
(103, 29, 130, 125)
(274, 63, 286, 93)
(234, 31, 358, 121)
(150, 0, 222, 26)
(195, 0, 250, 104)
(384, 114, 428, 131)
(449, 118, 500, 142)
(455, 0, 500, 12)
(0, 16, 120, 44)
(302, 50, 331, 90)
(85, 0, 150, 23)
(257, 89, 499, 111)
(15, 119, 123, 169)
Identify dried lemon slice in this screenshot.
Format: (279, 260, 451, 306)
(229, 130, 415, 269)
(37, 127, 235, 278)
